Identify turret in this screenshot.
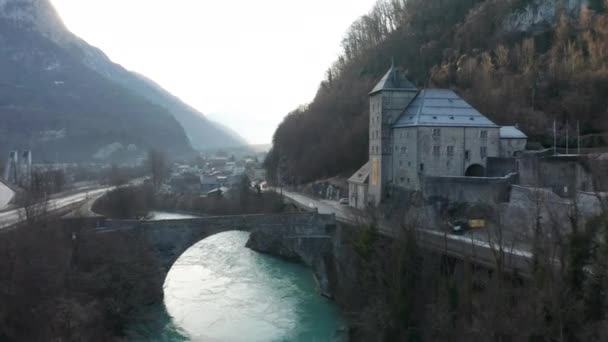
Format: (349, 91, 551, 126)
(367, 65, 418, 205)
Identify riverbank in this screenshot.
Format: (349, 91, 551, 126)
(0, 219, 165, 341)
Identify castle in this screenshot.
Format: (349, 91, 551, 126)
(348, 66, 527, 209)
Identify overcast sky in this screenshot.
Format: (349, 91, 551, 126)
(50, 0, 377, 145)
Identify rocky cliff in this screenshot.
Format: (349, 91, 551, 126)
(504, 0, 587, 32)
(245, 214, 337, 297)
(246, 221, 397, 340)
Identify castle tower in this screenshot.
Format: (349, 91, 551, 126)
(367, 65, 418, 205)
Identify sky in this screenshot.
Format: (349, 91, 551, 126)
(50, 0, 378, 145)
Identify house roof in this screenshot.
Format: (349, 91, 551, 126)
(348, 161, 371, 185)
(370, 66, 417, 94)
(500, 126, 527, 139)
(392, 89, 499, 128)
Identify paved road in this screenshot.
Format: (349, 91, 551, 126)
(0, 188, 111, 230)
(278, 189, 535, 276)
(0, 181, 15, 209)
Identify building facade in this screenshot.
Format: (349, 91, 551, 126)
(349, 66, 527, 208)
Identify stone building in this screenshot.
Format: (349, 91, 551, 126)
(349, 66, 527, 207)
(499, 126, 528, 158)
(348, 161, 370, 210)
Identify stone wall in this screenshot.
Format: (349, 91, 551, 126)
(423, 173, 516, 204)
(500, 186, 606, 239)
(519, 155, 594, 197)
(487, 157, 517, 177)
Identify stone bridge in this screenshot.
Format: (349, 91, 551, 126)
(98, 212, 337, 281)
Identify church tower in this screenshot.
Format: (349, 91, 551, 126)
(367, 64, 418, 205)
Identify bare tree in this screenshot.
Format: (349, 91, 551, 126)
(18, 171, 51, 227)
(146, 149, 169, 191)
(108, 164, 128, 187)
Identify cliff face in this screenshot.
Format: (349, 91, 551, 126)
(503, 0, 587, 32)
(245, 215, 337, 297)
(246, 221, 394, 340)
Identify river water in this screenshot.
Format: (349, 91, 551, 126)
(138, 212, 345, 341)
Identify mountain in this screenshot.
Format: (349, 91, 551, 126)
(0, 0, 245, 162)
(266, 0, 608, 183)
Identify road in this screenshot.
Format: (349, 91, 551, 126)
(0, 181, 15, 209)
(0, 188, 111, 230)
(278, 188, 535, 276)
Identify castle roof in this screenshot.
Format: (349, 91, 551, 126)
(500, 126, 527, 139)
(369, 65, 417, 94)
(392, 89, 499, 128)
(348, 161, 371, 185)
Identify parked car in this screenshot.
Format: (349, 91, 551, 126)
(339, 198, 349, 205)
(448, 220, 469, 235)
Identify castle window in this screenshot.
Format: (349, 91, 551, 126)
(447, 145, 454, 157)
(480, 146, 488, 158)
(433, 146, 441, 157)
(401, 147, 407, 154)
(419, 163, 425, 173)
(432, 128, 441, 138)
(465, 150, 470, 160)
(480, 130, 488, 139)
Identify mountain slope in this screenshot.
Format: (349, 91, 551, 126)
(23, 0, 247, 150)
(0, 0, 244, 162)
(0, 18, 191, 161)
(266, 0, 608, 183)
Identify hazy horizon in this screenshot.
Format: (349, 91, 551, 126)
(50, 0, 378, 145)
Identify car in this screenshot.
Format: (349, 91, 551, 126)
(308, 202, 316, 209)
(339, 198, 349, 205)
(448, 220, 469, 235)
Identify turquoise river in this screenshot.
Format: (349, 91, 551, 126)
(129, 213, 346, 342)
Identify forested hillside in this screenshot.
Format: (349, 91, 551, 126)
(266, 0, 608, 183)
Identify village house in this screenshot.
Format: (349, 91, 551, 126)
(349, 65, 528, 208)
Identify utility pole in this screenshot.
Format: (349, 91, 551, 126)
(553, 119, 557, 156)
(577, 120, 581, 155)
(566, 120, 569, 155)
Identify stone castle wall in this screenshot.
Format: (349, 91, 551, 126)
(423, 173, 517, 204)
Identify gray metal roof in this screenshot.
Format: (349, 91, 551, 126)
(500, 126, 527, 139)
(370, 66, 417, 94)
(392, 89, 499, 128)
(348, 161, 371, 184)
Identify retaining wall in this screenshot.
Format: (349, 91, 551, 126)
(423, 173, 517, 204)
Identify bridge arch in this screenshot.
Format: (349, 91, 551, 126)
(102, 212, 336, 285)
